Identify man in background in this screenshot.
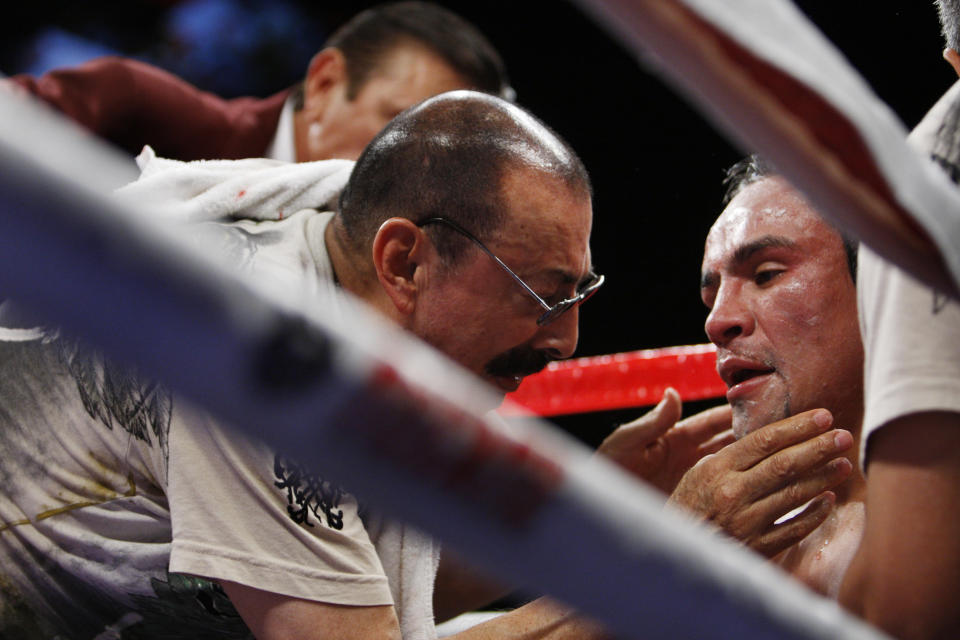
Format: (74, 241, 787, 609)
(838, 1, 960, 636)
(3, 1, 511, 163)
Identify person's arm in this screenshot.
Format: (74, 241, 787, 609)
(449, 597, 612, 640)
(434, 549, 512, 623)
(7, 56, 281, 159)
(839, 412, 960, 640)
(669, 409, 854, 558)
(221, 580, 403, 640)
(10, 57, 198, 143)
(225, 578, 613, 640)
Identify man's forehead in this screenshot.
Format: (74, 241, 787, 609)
(498, 160, 589, 208)
(706, 181, 828, 258)
(373, 40, 452, 74)
(498, 171, 593, 274)
(364, 42, 468, 99)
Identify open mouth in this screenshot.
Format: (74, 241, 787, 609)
(492, 374, 523, 393)
(729, 368, 773, 386)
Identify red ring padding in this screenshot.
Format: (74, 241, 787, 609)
(499, 343, 726, 417)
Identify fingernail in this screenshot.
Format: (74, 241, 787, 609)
(829, 457, 852, 473)
(816, 491, 836, 507)
(833, 430, 853, 449)
(814, 410, 832, 428)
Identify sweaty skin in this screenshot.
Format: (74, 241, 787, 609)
(698, 177, 866, 596)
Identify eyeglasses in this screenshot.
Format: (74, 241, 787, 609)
(417, 217, 604, 326)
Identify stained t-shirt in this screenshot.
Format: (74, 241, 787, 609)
(0, 210, 438, 639)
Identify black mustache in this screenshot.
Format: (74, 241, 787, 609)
(484, 347, 554, 379)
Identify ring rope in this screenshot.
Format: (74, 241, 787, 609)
(502, 343, 725, 416)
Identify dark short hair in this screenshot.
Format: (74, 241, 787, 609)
(721, 154, 777, 206)
(721, 154, 859, 281)
(326, 2, 512, 101)
(338, 91, 591, 264)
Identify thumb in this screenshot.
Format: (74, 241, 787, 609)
(612, 387, 683, 443)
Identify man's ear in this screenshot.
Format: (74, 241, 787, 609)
(372, 218, 429, 318)
(945, 48, 960, 78)
(303, 48, 348, 116)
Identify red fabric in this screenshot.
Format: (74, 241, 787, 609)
(8, 56, 289, 161)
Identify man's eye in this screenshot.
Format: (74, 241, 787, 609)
(754, 268, 782, 286)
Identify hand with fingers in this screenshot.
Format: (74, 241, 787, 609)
(597, 388, 735, 495)
(667, 408, 853, 558)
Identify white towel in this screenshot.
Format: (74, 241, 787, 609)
(115, 145, 354, 222)
(367, 516, 442, 640)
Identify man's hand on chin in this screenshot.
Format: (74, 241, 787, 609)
(667, 409, 854, 558)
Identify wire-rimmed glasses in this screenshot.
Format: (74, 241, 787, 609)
(417, 217, 604, 326)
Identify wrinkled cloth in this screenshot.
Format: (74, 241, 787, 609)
(114, 145, 353, 223)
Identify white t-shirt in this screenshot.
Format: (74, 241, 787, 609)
(857, 80, 960, 467)
(0, 209, 439, 639)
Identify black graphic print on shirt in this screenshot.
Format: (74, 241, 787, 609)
(273, 455, 345, 530)
(57, 339, 172, 462)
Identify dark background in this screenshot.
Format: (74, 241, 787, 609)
(1, 1, 955, 444)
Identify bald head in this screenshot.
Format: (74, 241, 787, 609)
(337, 90, 590, 261)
